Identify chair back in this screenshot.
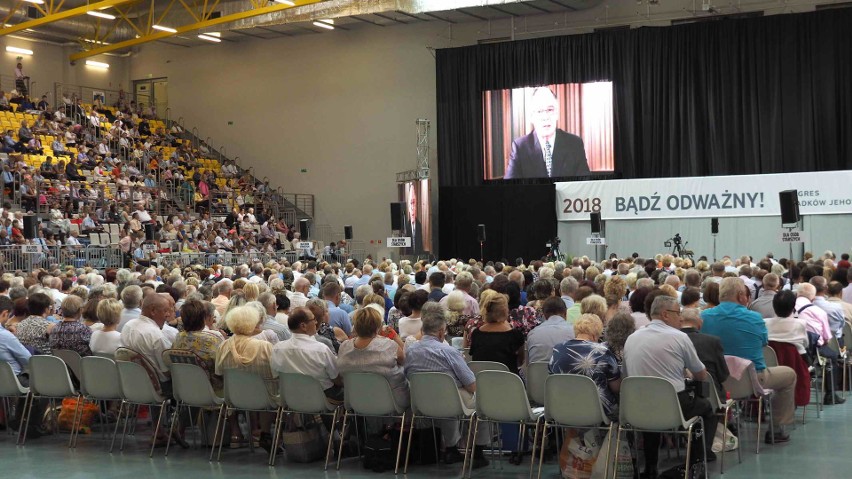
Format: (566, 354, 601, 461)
(29, 355, 76, 398)
(475, 370, 535, 422)
(53, 349, 83, 382)
(343, 372, 403, 416)
(723, 358, 767, 399)
(526, 361, 549, 406)
(0, 362, 28, 396)
(409, 372, 469, 419)
(468, 360, 509, 375)
(116, 360, 164, 404)
(827, 336, 842, 356)
(704, 374, 724, 410)
(620, 376, 687, 430)
(545, 374, 608, 426)
(763, 345, 779, 368)
(450, 337, 464, 350)
(279, 373, 332, 414)
(80, 356, 122, 400)
(115, 346, 163, 395)
(171, 363, 222, 407)
(844, 323, 852, 345)
(223, 368, 277, 411)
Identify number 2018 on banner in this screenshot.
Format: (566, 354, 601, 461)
(563, 198, 602, 214)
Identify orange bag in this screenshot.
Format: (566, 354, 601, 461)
(57, 397, 100, 433)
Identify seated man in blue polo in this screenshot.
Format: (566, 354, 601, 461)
(701, 277, 796, 444)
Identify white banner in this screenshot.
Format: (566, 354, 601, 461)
(387, 237, 412, 248)
(555, 170, 852, 221)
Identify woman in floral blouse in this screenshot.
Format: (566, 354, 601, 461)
(16, 292, 55, 354)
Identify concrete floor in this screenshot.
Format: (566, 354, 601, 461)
(2, 401, 848, 479)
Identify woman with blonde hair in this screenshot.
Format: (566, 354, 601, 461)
(214, 305, 278, 453)
(580, 294, 607, 323)
(90, 298, 123, 355)
(337, 307, 409, 408)
(603, 276, 630, 324)
(243, 282, 260, 302)
(468, 289, 525, 375)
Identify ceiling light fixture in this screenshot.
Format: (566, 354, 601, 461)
(152, 24, 177, 33)
(83, 38, 111, 45)
(274, 0, 295, 5)
(23, 0, 44, 4)
(85, 60, 109, 69)
(313, 19, 334, 30)
(86, 11, 116, 20)
(6, 46, 33, 55)
(197, 34, 221, 42)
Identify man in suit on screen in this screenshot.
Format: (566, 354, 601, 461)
(504, 87, 591, 179)
(402, 182, 423, 254)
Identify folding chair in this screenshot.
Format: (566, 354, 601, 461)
(0, 362, 29, 438)
(76, 356, 123, 448)
(723, 360, 774, 455)
(339, 372, 408, 474)
(19, 355, 81, 446)
(525, 362, 549, 407)
(115, 360, 169, 457)
(617, 376, 708, 479)
(217, 368, 280, 464)
(473, 370, 543, 478)
(537, 374, 613, 479)
(467, 361, 509, 375)
(706, 374, 735, 474)
(273, 372, 342, 468)
(406, 372, 476, 474)
(167, 363, 224, 459)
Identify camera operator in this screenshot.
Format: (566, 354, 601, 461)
(624, 295, 716, 477)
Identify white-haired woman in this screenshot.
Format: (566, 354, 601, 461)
(214, 305, 279, 453)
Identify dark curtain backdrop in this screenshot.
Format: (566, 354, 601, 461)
(439, 185, 555, 263)
(436, 9, 852, 188)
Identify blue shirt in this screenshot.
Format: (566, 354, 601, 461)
(0, 326, 32, 375)
(701, 301, 768, 371)
(327, 300, 352, 337)
(404, 335, 475, 387)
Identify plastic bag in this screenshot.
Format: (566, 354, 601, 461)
(712, 422, 738, 453)
(592, 428, 635, 479)
(57, 397, 99, 433)
(560, 427, 633, 479)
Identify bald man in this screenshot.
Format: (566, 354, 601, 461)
(290, 277, 310, 308)
(120, 293, 172, 384)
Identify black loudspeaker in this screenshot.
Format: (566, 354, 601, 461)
(779, 190, 800, 225)
(390, 202, 404, 231)
(477, 224, 486, 242)
(711, 218, 719, 235)
(590, 212, 602, 234)
(299, 219, 310, 239)
(344, 225, 353, 240)
(22, 215, 38, 239)
(144, 223, 155, 241)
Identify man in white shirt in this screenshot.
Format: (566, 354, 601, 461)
(120, 293, 172, 385)
(289, 277, 310, 309)
(270, 307, 343, 402)
(134, 203, 152, 223)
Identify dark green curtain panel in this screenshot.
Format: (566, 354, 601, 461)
(436, 9, 852, 187)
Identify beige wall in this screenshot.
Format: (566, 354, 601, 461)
(130, 22, 459, 257)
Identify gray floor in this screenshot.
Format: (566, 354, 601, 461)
(2, 401, 848, 479)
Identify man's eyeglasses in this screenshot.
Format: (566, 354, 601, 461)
(666, 309, 682, 315)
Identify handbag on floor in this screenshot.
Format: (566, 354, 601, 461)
(281, 413, 326, 463)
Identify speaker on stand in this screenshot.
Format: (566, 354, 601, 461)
(779, 190, 800, 261)
(590, 212, 602, 262)
(344, 225, 353, 240)
(299, 219, 310, 240)
(477, 224, 486, 263)
(711, 218, 719, 262)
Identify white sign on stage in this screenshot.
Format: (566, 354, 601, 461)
(387, 237, 412, 248)
(22, 244, 41, 254)
(780, 230, 805, 243)
(555, 170, 852, 221)
(586, 237, 607, 245)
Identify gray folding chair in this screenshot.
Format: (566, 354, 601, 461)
(0, 362, 29, 437)
(273, 372, 342, 468)
(617, 376, 708, 479)
(166, 362, 224, 459)
(115, 360, 169, 457)
(525, 361, 549, 407)
(723, 360, 774, 454)
(218, 368, 280, 464)
(467, 361, 509, 375)
(76, 356, 123, 448)
(473, 370, 543, 478)
(706, 374, 736, 474)
(406, 372, 476, 474)
(339, 372, 408, 474)
(762, 346, 778, 368)
(19, 355, 81, 446)
(537, 374, 613, 479)
(53, 349, 84, 384)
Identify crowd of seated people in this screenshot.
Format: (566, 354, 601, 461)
(0, 248, 851, 477)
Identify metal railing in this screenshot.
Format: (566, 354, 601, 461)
(0, 244, 122, 271)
